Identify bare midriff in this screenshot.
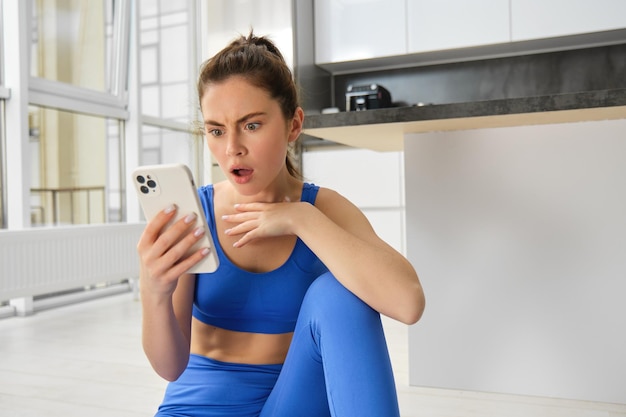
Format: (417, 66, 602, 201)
(190, 317, 293, 365)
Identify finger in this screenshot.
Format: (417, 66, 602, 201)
(153, 213, 200, 260)
(155, 226, 210, 278)
(178, 246, 212, 274)
(221, 211, 259, 224)
(137, 205, 177, 250)
(232, 202, 269, 212)
(226, 214, 262, 233)
(231, 227, 266, 247)
(232, 234, 249, 248)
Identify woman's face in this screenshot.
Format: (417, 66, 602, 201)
(200, 76, 301, 195)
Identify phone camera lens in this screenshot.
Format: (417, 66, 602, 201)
(140, 185, 149, 194)
(147, 179, 157, 188)
(136, 175, 145, 184)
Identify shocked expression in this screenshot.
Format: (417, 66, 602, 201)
(200, 76, 301, 193)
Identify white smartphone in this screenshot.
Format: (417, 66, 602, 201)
(132, 163, 219, 274)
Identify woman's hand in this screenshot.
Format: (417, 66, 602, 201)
(137, 205, 210, 295)
(137, 206, 202, 381)
(221, 200, 307, 248)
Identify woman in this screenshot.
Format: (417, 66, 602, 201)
(137, 32, 425, 417)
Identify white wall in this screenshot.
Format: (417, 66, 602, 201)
(302, 148, 405, 254)
(404, 119, 626, 404)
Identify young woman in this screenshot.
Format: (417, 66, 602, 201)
(137, 32, 425, 417)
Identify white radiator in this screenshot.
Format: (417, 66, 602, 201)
(0, 223, 144, 301)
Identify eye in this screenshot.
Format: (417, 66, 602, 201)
(245, 122, 260, 131)
(207, 128, 224, 137)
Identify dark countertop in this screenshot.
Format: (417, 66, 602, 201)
(302, 88, 626, 151)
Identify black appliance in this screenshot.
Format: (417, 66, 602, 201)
(345, 84, 392, 111)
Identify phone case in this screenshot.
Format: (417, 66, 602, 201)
(132, 163, 219, 273)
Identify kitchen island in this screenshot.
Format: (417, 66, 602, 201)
(302, 88, 626, 151)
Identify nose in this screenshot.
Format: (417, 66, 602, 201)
(226, 132, 246, 156)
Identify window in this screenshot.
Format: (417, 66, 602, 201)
(28, 106, 122, 225)
(139, 0, 202, 179)
(2, 0, 204, 228)
(141, 124, 200, 168)
(24, 0, 130, 227)
(30, 0, 115, 93)
(0, 0, 6, 228)
(0, 98, 5, 229)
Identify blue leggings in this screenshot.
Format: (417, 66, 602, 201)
(156, 272, 400, 417)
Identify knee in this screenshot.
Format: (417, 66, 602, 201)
(300, 272, 378, 321)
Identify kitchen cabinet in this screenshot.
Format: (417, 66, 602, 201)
(405, 118, 626, 404)
(511, 0, 626, 41)
(302, 148, 403, 207)
(313, 0, 626, 73)
(314, 0, 407, 64)
(302, 148, 405, 253)
(407, 0, 510, 53)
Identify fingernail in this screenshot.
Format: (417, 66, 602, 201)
(201, 247, 210, 256)
(221, 215, 229, 220)
(193, 227, 205, 237)
(224, 228, 231, 235)
(164, 205, 176, 214)
(184, 213, 197, 223)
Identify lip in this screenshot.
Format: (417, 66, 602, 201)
(229, 165, 254, 184)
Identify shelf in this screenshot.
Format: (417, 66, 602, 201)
(302, 89, 626, 152)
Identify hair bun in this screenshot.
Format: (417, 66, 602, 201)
(245, 31, 284, 61)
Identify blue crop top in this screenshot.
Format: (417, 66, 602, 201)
(192, 183, 329, 334)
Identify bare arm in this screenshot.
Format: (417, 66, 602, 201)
(136, 207, 210, 380)
(140, 273, 195, 381)
(223, 189, 425, 324)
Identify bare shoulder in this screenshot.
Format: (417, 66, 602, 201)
(313, 187, 374, 234)
(313, 187, 354, 212)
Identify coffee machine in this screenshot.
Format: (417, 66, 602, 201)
(345, 84, 392, 111)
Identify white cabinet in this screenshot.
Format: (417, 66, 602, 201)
(314, 0, 407, 64)
(511, 0, 626, 41)
(405, 119, 626, 403)
(302, 148, 405, 253)
(314, 0, 626, 69)
(302, 148, 403, 207)
(407, 0, 510, 53)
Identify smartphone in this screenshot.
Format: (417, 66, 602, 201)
(132, 163, 219, 274)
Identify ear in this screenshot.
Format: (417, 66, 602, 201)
(287, 107, 304, 144)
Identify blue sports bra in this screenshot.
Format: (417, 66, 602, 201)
(192, 183, 329, 334)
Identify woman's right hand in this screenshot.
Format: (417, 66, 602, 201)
(137, 205, 209, 297)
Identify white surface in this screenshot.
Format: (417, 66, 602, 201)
(0, 224, 143, 301)
(202, 0, 294, 68)
(511, 0, 626, 41)
(405, 118, 626, 404)
(303, 148, 406, 253)
(407, 0, 510, 53)
(1, 285, 624, 416)
(302, 148, 404, 207)
(314, 0, 407, 63)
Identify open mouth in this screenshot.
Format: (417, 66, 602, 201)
(231, 168, 253, 177)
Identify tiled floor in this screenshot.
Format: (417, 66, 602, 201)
(1, 291, 625, 417)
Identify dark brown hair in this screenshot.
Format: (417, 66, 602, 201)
(197, 32, 301, 178)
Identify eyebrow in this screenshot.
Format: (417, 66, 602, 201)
(204, 112, 267, 127)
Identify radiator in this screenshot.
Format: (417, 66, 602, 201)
(0, 223, 144, 301)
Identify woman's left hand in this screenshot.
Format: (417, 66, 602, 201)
(221, 200, 306, 247)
